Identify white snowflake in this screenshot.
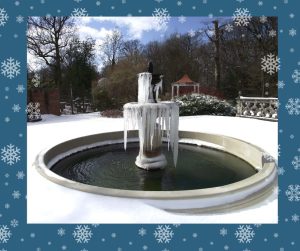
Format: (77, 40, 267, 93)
(269, 29, 277, 37)
(289, 28, 296, 37)
(277, 80, 285, 88)
(16, 171, 25, 179)
(235, 225, 255, 243)
(71, 8, 89, 17)
(26, 102, 41, 120)
(286, 184, 300, 201)
(12, 104, 21, 112)
(10, 219, 18, 228)
(285, 98, 300, 115)
(1, 57, 21, 79)
(292, 69, 300, 83)
(225, 23, 234, 32)
(233, 8, 252, 26)
(178, 15, 186, 23)
(277, 166, 285, 175)
(16, 84, 25, 93)
(0, 8, 9, 26)
(291, 214, 299, 222)
(292, 156, 300, 170)
(260, 15, 267, 23)
(1, 144, 21, 166)
(0, 225, 12, 243)
(72, 225, 93, 243)
(16, 15, 24, 23)
(57, 227, 66, 236)
(188, 29, 196, 37)
(138, 228, 147, 236)
(152, 8, 170, 31)
(261, 53, 280, 75)
(12, 190, 21, 199)
(220, 228, 228, 236)
(154, 225, 174, 243)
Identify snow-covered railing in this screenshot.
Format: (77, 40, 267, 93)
(236, 96, 278, 121)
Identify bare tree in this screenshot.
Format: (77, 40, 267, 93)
(100, 29, 123, 67)
(27, 17, 75, 88)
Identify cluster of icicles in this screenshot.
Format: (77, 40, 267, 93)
(123, 102, 179, 167)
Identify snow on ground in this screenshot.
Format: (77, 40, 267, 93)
(27, 114, 277, 224)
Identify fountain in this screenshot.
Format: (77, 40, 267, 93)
(33, 63, 277, 213)
(123, 63, 179, 170)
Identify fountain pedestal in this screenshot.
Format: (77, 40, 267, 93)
(123, 72, 179, 170)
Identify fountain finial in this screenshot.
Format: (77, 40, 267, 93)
(148, 61, 154, 74)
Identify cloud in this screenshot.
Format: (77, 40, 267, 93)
(75, 17, 162, 40)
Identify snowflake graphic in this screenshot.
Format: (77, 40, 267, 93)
(292, 69, 300, 83)
(235, 225, 255, 243)
(233, 8, 252, 26)
(269, 29, 277, 37)
(57, 228, 66, 236)
(12, 190, 21, 199)
(261, 53, 280, 75)
(10, 219, 18, 228)
(277, 166, 285, 175)
(1, 144, 21, 166)
(16, 171, 25, 179)
(16, 84, 25, 93)
(138, 228, 147, 236)
(12, 104, 21, 113)
(72, 225, 93, 243)
(277, 80, 285, 88)
(291, 214, 299, 222)
(26, 102, 41, 120)
(71, 8, 89, 17)
(152, 8, 170, 31)
(260, 15, 267, 23)
(0, 8, 9, 26)
(178, 15, 186, 24)
(220, 227, 228, 236)
(0, 225, 12, 243)
(154, 225, 174, 243)
(286, 184, 300, 201)
(1, 57, 21, 79)
(16, 15, 24, 23)
(225, 23, 234, 32)
(289, 28, 297, 37)
(292, 156, 300, 170)
(188, 29, 196, 37)
(285, 98, 300, 115)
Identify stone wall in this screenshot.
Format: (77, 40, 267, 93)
(28, 88, 60, 115)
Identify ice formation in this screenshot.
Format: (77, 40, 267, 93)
(124, 72, 179, 168)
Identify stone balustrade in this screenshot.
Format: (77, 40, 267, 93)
(236, 96, 278, 121)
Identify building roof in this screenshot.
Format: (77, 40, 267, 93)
(174, 74, 195, 84)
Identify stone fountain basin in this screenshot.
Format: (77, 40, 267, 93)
(34, 130, 277, 213)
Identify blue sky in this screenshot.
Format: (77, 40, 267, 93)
(76, 16, 232, 44)
(28, 16, 232, 70)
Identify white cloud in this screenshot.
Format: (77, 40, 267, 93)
(75, 16, 162, 40)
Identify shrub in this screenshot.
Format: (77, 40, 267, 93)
(176, 94, 236, 116)
(100, 109, 123, 118)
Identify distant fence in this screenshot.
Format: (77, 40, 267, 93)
(236, 96, 278, 121)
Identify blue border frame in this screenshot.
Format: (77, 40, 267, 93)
(1, 0, 299, 250)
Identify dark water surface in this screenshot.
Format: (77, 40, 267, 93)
(51, 143, 257, 191)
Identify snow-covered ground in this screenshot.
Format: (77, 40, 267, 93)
(27, 113, 278, 223)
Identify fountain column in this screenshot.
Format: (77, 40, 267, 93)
(123, 72, 179, 170)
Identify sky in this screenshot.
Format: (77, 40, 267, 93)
(28, 16, 232, 71)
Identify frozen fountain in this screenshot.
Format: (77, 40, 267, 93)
(123, 64, 179, 170)
(33, 63, 277, 213)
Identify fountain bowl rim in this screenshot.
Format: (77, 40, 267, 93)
(33, 130, 277, 203)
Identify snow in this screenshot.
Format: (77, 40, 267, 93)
(27, 114, 278, 223)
